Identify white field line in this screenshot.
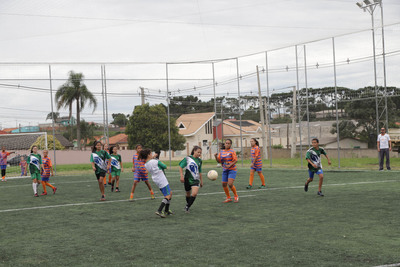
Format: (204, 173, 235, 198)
(373, 263, 400, 267)
(0, 179, 398, 213)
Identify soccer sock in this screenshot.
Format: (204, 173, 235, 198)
(158, 198, 168, 212)
(150, 189, 154, 195)
(188, 196, 196, 208)
(165, 200, 171, 213)
(231, 185, 238, 197)
(32, 183, 37, 194)
(223, 187, 231, 198)
(41, 181, 47, 193)
(186, 196, 190, 205)
(259, 173, 266, 186)
(249, 172, 254, 186)
(108, 173, 112, 183)
(130, 193, 134, 199)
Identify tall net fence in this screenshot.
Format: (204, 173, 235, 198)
(1, 23, 400, 172)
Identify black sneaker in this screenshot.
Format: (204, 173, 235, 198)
(304, 183, 308, 192)
(115, 188, 120, 192)
(317, 191, 324, 197)
(108, 182, 112, 185)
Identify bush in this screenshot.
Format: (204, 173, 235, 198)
(31, 135, 65, 150)
(272, 144, 283, 149)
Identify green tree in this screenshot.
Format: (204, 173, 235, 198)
(330, 120, 357, 138)
(55, 71, 97, 150)
(111, 113, 129, 127)
(125, 104, 185, 152)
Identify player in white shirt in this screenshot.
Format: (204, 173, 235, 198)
(139, 148, 172, 218)
(377, 128, 391, 171)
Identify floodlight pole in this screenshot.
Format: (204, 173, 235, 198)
(356, 0, 382, 136)
(265, 51, 272, 167)
(332, 37, 341, 169)
(212, 62, 219, 154)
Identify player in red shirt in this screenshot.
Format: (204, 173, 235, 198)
(40, 150, 57, 195)
(0, 146, 14, 182)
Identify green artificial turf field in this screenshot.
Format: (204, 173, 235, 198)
(0, 167, 399, 266)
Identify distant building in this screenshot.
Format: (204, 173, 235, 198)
(298, 137, 367, 149)
(11, 126, 40, 133)
(108, 133, 129, 150)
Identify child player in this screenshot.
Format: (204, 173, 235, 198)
(140, 148, 172, 218)
(40, 150, 57, 195)
(20, 156, 27, 176)
(90, 141, 111, 201)
(179, 146, 203, 213)
(0, 146, 15, 182)
(246, 138, 266, 189)
(109, 146, 123, 192)
(304, 138, 331, 196)
(28, 145, 44, 197)
(129, 144, 155, 201)
(214, 139, 239, 203)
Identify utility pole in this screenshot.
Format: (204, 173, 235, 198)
(256, 65, 267, 159)
(140, 87, 145, 105)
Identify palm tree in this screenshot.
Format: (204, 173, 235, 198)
(46, 112, 60, 123)
(55, 71, 97, 150)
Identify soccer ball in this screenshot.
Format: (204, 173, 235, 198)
(207, 170, 218, 181)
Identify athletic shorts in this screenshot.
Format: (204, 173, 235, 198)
(0, 165, 6, 170)
(159, 184, 171, 197)
(308, 169, 323, 179)
(134, 177, 148, 182)
(250, 166, 262, 172)
(95, 171, 106, 180)
(184, 177, 199, 192)
(111, 170, 121, 177)
(221, 170, 237, 182)
(31, 172, 41, 180)
(41, 176, 50, 182)
(134, 172, 148, 181)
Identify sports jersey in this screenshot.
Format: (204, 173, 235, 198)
(144, 159, 168, 189)
(90, 150, 111, 174)
(305, 147, 327, 172)
(133, 153, 147, 179)
(110, 154, 122, 172)
(251, 145, 262, 169)
(0, 151, 10, 165)
(20, 160, 27, 170)
(28, 153, 42, 174)
(42, 156, 52, 177)
(179, 156, 202, 184)
(218, 149, 237, 171)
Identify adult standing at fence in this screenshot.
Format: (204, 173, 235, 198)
(377, 128, 391, 171)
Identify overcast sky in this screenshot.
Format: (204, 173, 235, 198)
(0, 0, 399, 129)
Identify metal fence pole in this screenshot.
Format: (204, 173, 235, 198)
(332, 37, 341, 169)
(295, 45, 303, 167)
(166, 63, 172, 168)
(212, 62, 219, 155)
(265, 52, 272, 167)
(48, 65, 57, 174)
(236, 58, 244, 166)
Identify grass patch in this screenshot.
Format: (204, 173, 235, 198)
(0, 168, 399, 266)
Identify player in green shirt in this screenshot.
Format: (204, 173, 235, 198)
(90, 141, 111, 201)
(304, 138, 331, 196)
(28, 145, 44, 197)
(179, 146, 203, 213)
(109, 146, 123, 193)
